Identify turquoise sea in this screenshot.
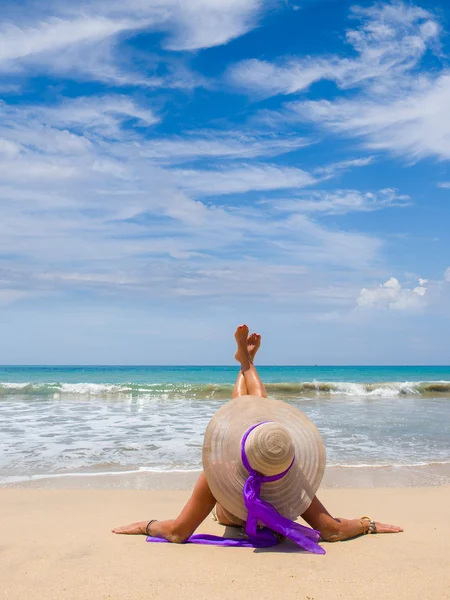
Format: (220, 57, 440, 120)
(1, 365, 449, 486)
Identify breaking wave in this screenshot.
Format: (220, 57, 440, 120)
(1, 380, 450, 399)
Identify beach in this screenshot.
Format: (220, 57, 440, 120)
(3, 0, 450, 594)
(1, 485, 449, 600)
(1, 365, 449, 598)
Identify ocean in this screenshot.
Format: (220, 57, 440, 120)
(1, 365, 449, 487)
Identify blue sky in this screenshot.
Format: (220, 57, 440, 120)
(0, 0, 449, 365)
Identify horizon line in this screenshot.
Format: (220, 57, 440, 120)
(1, 364, 450, 368)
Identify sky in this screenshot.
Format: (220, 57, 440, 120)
(0, 0, 449, 365)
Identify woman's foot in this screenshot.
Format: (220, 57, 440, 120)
(234, 325, 251, 370)
(248, 333, 261, 362)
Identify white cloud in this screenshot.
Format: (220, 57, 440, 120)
(0, 92, 384, 308)
(291, 74, 450, 161)
(228, 57, 333, 97)
(268, 188, 410, 215)
(0, 96, 158, 161)
(0, 16, 129, 66)
(438, 182, 450, 189)
(0, 0, 264, 85)
(158, 0, 263, 51)
(137, 132, 310, 163)
(228, 2, 439, 96)
(173, 164, 317, 196)
(0, 14, 153, 86)
(272, 213, 382, 268)
(34, 95, 159, 137)
(84, 0, 263, 51)
(234, 2, 450, 163)
(167, 264, 311, 298)
(0, 138, 21, 158)
(357, 277, 428, 310)
(1, 98, 310, 166)
(314, 156, 374, 176)
(356, 269, 450, 316)
(0, 160, 78, 182)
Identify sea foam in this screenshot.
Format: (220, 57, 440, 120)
(1, 380, 450, 398)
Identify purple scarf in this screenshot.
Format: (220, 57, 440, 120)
(147, 422, 325, 554)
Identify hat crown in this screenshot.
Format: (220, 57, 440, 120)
(244, 422, 295, 477)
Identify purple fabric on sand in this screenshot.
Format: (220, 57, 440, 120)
(147, 422, 325, 554)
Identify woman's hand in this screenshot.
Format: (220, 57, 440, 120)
(112, 519, 187, 543)
(370, 520, 403, 534)
(111, 474, 216, 542)
(321, 517, 403, 542)
(112, 521, 148, 535)
(302, 497, 403, 543)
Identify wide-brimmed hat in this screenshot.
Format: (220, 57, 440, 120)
(202, 395, 326, 522)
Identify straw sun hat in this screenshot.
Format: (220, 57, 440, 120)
(202, 395, 326, 522)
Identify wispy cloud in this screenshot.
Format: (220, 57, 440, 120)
(314, 156, 374, 176)
(290, 74, 450, 161)
(173, 164, 317, 195)
(0, 96, 159, 155)
(37, 95, 160, 131)
(0, 13, 142, 85)
(266, 188, 411, 215)
(233, 2, 450, 164)
(0, 0, 265, 86)
(228, 2, 439, 96)
(155, 0, 263, 51)
(0, 15, 129, 66)
(0, 90, 385, 307)
(274, 213, 382, 268)
(1, 0, 445, 356)
(136, 132, 311, 164)
(0, 98, 310, 165)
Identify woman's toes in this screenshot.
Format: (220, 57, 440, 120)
(234, 324, 249, 344)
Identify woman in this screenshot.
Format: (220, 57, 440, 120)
(113, 325, 402, 549)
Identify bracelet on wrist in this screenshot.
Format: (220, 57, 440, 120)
(360, 516, 377, 534)
(146, 519, 157, 536)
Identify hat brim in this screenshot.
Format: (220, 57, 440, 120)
(202, 395, 326, 522)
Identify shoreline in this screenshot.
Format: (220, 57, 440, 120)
(3, 462, 449, 490)
(2, 486, 449, 600)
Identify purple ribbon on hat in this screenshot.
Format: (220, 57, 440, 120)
(147, 422, 325, 554)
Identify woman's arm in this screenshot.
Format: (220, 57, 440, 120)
(301, 496, 403, 542)
(112, 472, 216, 543)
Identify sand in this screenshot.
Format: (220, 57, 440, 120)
(1, 486, 449, 600)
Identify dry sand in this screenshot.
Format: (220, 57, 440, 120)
(1, 486, 449, 600)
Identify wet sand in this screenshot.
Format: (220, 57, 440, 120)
(3, 461, 449, 490)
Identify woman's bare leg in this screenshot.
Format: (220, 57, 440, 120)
(234, 325, 267, 398)
(218, 329, 264, 525)
(232, 372, 247, 399)
(232, 332, 261, 398)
